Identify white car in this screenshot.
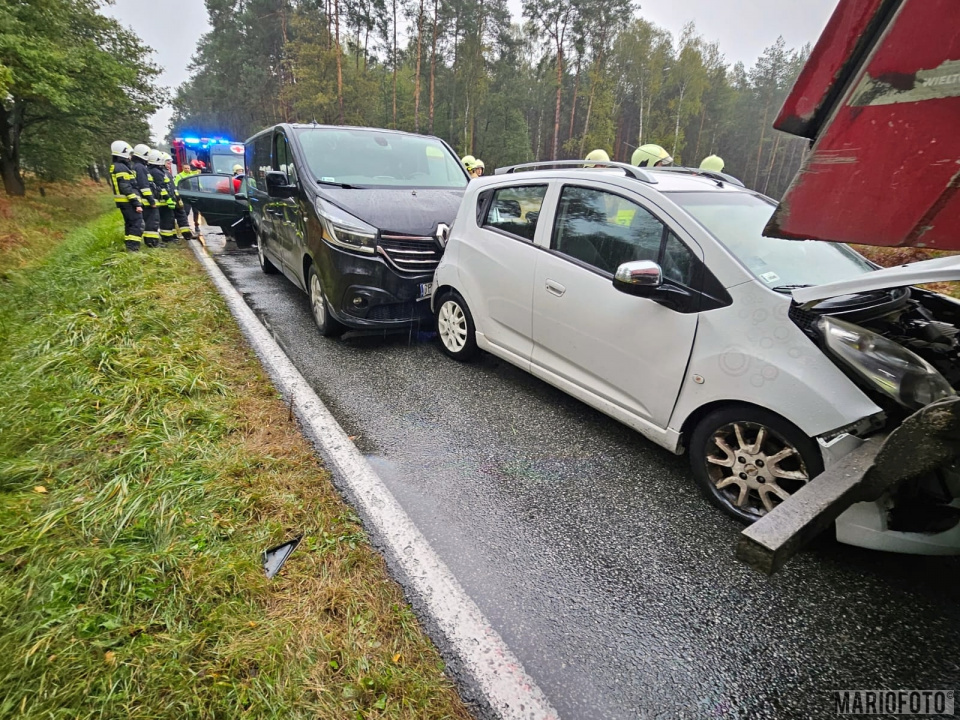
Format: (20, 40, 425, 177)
(431, 162, 960, 555)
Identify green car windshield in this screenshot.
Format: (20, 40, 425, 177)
(294, 128, 468, 189)
(667, 191, 876, 290)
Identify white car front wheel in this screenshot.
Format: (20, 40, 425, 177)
(436, 292, 478, 361)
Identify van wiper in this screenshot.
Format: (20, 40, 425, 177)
(315, 179, 359, 189)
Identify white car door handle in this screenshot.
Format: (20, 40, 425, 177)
(545, 279, 566, 297)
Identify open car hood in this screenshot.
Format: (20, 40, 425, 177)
(793, 255, 960, 304)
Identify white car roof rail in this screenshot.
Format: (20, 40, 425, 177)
(494, 160, 658, 184)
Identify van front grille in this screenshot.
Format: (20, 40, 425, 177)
(378, 234, 441, 274)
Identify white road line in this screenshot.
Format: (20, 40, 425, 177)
(189, 239, 559, 720)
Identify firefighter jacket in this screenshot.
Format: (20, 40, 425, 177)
(149, 166, 171, 207)
(133, 159, 157, 206)
(109, 159, 141, 208)
(163, 170, 180, 207)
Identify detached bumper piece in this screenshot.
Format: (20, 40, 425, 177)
(737, 396, 960, 574)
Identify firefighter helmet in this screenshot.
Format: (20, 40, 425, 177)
(111, 141, 133, 159)
(161, 152, 172, 163)
(461, 155, 477, 171)
(631, 144, 672, 168)
(699, 155, 724, 172)
(132, 143, 151, 162)
(147, 149, 165, 166)
(585, 149, 610, 163)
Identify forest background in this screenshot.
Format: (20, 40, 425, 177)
(171, 0, 813, 199)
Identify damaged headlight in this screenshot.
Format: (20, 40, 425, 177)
(316, 198, 377, 255)
(819, 316, 956, 411)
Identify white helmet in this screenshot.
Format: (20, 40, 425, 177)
(111, 140, 133, 159)
(132, 143, 151, 161)
(232, 164, 243, 175)
(147, 149, 165, 166)
(161, 152, 172, 163)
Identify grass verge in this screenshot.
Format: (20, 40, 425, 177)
(0, 205, 472, 719)
(0, 178, 114, 272)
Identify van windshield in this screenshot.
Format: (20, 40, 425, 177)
(667, 191, 875, 290)
(294, 128, 468, 189)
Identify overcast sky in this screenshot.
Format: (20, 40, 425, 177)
(104, 0, 840, 143)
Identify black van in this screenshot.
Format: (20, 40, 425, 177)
(245, 124, 469, 334)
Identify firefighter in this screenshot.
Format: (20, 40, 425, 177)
(131, 143, 160, 247)
(631, 144, 673, 168)
(174, 160, 203, 234)
(148, 150, 177, 245)
(163, 153, 193, 241)
(109, 141, 144, 252)
(585, 149, 610, 167)
(699, 155, 725, 172)
(232, 163, 244, 193)
(463, 156, 485, 179)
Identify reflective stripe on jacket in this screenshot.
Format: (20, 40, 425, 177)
(109, 160, 141, 206)
(133, 159, 155, 204)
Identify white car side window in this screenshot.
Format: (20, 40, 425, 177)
(552, 185, 663, 275)
(482, 185, 548, 242)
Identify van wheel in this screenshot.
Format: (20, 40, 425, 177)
(689, 407, 823, 524)
(257, 235, 277, 274)
(307, 265, 343, 337)
(435, 291, 478, 361)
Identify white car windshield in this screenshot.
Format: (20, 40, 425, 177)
(668, 191, 875, 290)
(294, 128, 468, 189)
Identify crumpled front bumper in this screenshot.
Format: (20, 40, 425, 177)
(738, 396, 960, 573)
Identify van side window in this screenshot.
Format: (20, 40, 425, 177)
(274, 133, 299, 185)
(552, 185, 665, 275)
(252, 134, 271, 190)
(482, 185, 548, 242)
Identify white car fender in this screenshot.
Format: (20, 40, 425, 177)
(669, 282, 883, 440)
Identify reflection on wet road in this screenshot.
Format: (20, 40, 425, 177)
(204, 226, 960, 720)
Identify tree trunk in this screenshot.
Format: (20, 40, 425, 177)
(335, 0, 344, 123)
(553, 46, 563, 160)
(753, 103, 769, 189)
(762, 131, 782, 195)
(693, 104, 706, 162)
(392, 0, 398, 128)
(429, 0, 438, 133)
(0, 101, 26, 196)
(414, 0, 424, 132)
(672, 81, 686, 159)
(568, 57, 580, 143)
(578, 72, 597, 157)
(637, 77, 644, 146)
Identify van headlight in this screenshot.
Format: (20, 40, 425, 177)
(316, 198, 377, 255)
(819, 316, 956, 410)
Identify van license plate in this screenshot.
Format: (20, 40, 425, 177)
(418, 282, 433, 299)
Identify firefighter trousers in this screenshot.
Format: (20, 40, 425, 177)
(117, 203, 144, 247)
(174, 203, 194, 239)
(159, 206, 177, 243)
(142, 204, 160, 247)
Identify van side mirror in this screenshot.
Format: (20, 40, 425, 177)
(266, 170, 297, 198)
(613, 260, 662, 296)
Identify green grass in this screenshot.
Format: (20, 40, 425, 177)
(0, 178, 114, 272)
(0, 209, 472, 719)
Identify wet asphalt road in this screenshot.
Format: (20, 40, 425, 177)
(205, 229, 960, 719)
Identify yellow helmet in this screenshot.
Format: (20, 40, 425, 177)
(585, 149, 610, 165)
(233, 164, 243, 174)
(700, 155, 724, 172)
(461, 155, 477, 171)
(631, 144, 672, 168)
